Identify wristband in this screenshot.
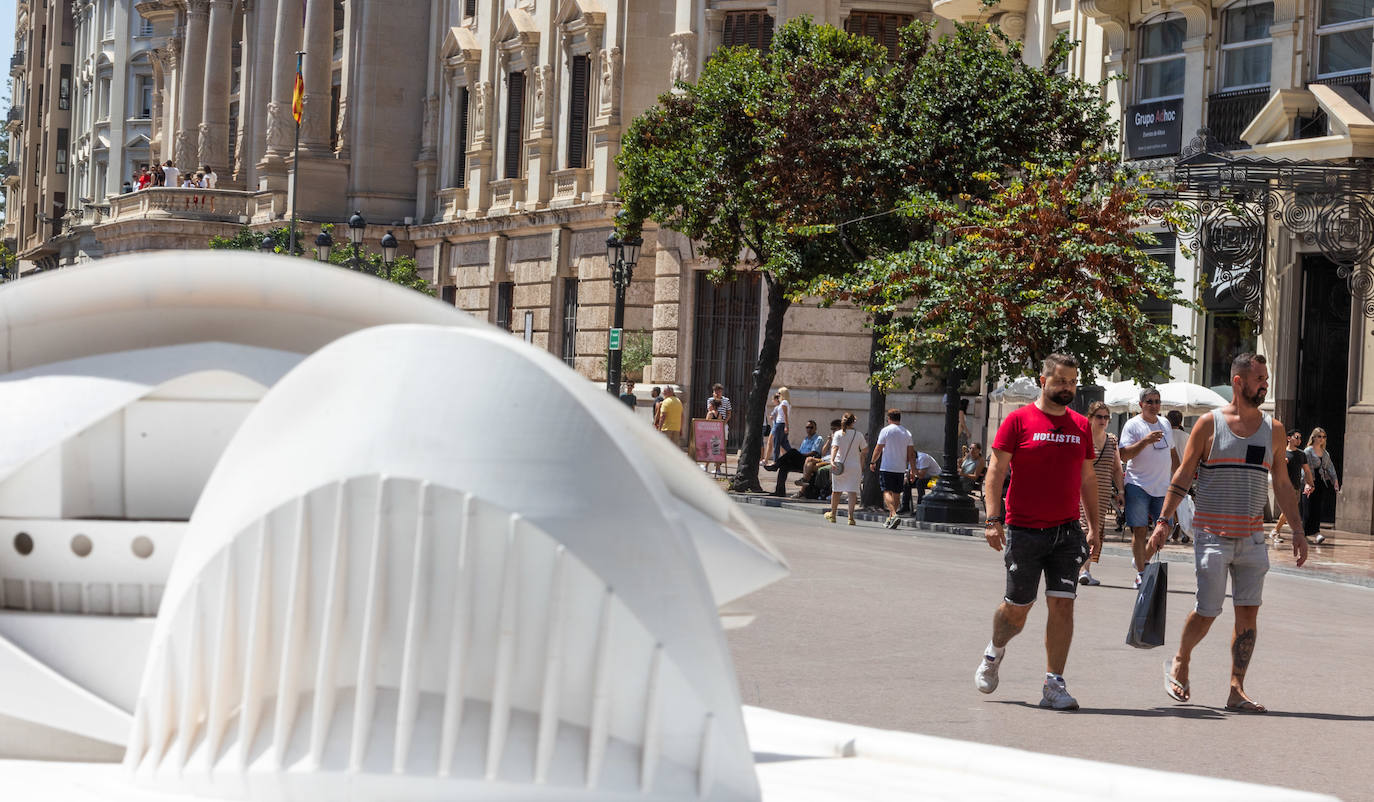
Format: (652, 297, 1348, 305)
(985, 515, 1005, 525)
(1155, 517, 1171, 527)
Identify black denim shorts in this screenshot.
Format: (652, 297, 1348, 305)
(1004, 521, 1088, 605)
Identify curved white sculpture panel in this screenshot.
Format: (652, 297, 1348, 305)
(125, 323, 786, 800)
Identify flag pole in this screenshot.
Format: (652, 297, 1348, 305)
(288, 49, 305, 256)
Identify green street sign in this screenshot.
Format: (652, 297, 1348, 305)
(609, 327, 622, 350)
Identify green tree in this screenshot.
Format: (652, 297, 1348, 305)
(839, 157, 1197, 387)
(209, 225, 433, 295)
(619, 18, 889, 492)
(801, 21, 1154, 511)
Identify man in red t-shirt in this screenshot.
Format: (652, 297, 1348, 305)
(974, 354, 1102, 710)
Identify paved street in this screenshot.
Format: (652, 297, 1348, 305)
(727, 504, 1374, 801)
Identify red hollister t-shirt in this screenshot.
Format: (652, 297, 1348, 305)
(992, 403, 1095, 529)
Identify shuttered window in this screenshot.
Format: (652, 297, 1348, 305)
(464, 0, 476, 19)
(567, 55, 590, 169)
(844, 11, 912, 59)
(504, 72, 525, 180)
(456, 87, 469, 187)
(722, 11, 774, 50)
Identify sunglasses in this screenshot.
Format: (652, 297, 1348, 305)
(1092, 414, 1111, 420)
(1142, 399, 1161, 405)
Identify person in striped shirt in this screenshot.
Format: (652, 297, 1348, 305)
(1149, 353, 1307, 713)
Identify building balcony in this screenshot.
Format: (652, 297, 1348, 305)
(9, 51, 23, 74)
(1206, 87, 1269, 150)
(488, 177, 525, 214)
(549, 167, 591, 207)
(106, 187, 252, 225)
(436, 186, 469, 221)
(0, 162, 18, 183)
(6, 105, 23, 123)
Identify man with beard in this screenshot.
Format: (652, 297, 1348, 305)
(1150, 353, 1307, 713)
(976, 354, 1102, 710)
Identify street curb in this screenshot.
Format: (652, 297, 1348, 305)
(730, 494, 1374, 590)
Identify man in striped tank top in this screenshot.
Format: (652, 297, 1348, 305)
(1148, 354, 1307, 713)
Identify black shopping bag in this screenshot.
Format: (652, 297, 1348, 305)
(1125, 560, 1167, 649)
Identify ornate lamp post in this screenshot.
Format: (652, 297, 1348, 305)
(603, 231, 643, 395)
(380, 231, 399, 281)
(314, 228, 333, 262)
(347, 210, 366, 272)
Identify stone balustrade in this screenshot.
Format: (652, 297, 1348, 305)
(107, 187, 252, 224)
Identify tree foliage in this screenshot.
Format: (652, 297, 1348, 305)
(209, 225, 433, 295)
(618, 18, 889, 491)
(837, 158, 1197, 386)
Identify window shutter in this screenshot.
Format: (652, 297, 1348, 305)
(464, 0, 476, 18)
(504, 71, 525, 180)
(760, 13, 774, 50)
(456, 87, 469, 188)
(722, 11, 774, 50)
(881, 14, 901, 58)
(724, 13, 738, 47)
(568, 55, 589, 169)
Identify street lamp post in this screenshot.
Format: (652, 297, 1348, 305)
(348, 210, 366, 272)
(603, 231, 643, 395)
(915, 367, 980, 524)
(380, 231, 399, 281)
(315, 228, 333, 262)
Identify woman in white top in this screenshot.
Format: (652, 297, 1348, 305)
(769, 386, 792, 464)
(1302, 427, 1340, 544)
(825, 412, 868, 525)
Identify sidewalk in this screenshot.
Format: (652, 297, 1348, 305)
(728, 487, 1374, 589)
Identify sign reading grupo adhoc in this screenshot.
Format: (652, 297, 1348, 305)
(1125, 99, 1184, 160)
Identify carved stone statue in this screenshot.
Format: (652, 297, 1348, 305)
(265, 101, 294, 153)
(670, 32, 696, 86)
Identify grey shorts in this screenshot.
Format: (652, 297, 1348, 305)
(1194, 529, 1269, 617)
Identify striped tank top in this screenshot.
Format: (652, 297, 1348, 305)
(1194, 408, 1272, 538)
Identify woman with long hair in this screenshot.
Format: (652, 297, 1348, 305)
(769, 387, 792, 463)
(1078, 401, 1124, 586)
(1302, 427, 1340, 544)
(825, 412, 867, 525)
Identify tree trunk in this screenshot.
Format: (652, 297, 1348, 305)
(731, 275, 791, 494)
(861, 311, 891, 510)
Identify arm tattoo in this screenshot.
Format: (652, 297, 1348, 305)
(1231, 628, 1257, 680)
(1165, 484, 1189, 500)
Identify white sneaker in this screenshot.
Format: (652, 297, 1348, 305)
(975, 648, 1003, 694)
(1040, 677, 1079, 710)
(1133, 572, 1143, 589)
(1078, 571, 1100, 586)
(885, 515, 901, 530)
(1314, 534, 1327, 545)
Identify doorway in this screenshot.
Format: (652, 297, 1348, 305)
(690, 271, 761, 452)
(1294, 254, 1350, 523)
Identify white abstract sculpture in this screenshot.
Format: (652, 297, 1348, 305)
(126, 323, 785, 800)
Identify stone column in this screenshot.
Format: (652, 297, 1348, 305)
(300, 0, 334, 153)
(176, 0, 211, 168)
(199, 0, 234, 173)
(264, 0, 304, 161)
(247, 0, 277, 184)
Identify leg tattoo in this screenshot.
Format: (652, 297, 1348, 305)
(992, 606, 1025, 648)
(1231, 628, 1256, 681)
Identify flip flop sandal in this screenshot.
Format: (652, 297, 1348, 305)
(1164, 660, 1189, 703)
(1224, 699, 1268, 714)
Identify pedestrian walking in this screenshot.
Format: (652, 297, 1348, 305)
(1077, 401, 1124, 587)
(708, 383, 732, 476)
(1271, 428, 1314, 545)
(1118, 386, 1179, 587)
(650, 386, 663, 423)
(763, 392, 780, 465)
(1151, 353, 1307, 713)
(825, 413, 867, 526)
(975, 354, 1101, 710)
(657, 385, 683, 444)
(1302, 427, 1339, 544)
(869, 409, 915, 529)
(769, 387, 792, 463)
(619, 380, 637, 411)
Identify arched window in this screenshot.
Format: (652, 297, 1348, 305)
(1219, 1, 1273, 90)
(1316, 0, 1374, 77)
(1137, 14, 1187, 102)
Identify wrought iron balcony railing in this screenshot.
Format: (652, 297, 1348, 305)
(1206, 87, 1269, 150)
(1309, 72, 1371, 102)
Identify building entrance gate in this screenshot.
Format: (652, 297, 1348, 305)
(690, 272, 761, 453)
(1145, 129, 1374, 328)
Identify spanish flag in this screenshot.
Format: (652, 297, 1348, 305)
(292, 70, 304, 125)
